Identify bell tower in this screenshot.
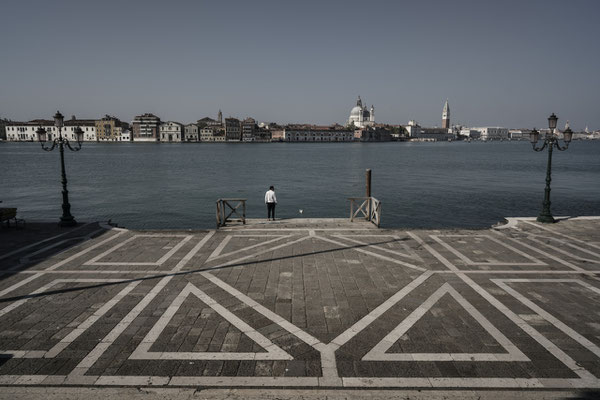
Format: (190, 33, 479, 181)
(442, 99, 450, 129)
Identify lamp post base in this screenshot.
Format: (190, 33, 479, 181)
(60, 216, 77, 227)
(536, 213, 555, 224)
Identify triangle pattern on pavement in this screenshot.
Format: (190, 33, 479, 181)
(332, 234, 422, 262)
(206, 234, 305, 265)
(315, 235, 426, 272)
(129, 283, 292, 361)
(362, 283, 529, 362)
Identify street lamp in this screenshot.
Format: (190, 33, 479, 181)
(36, 111, 84, 227)
(529, 113, 573, 223)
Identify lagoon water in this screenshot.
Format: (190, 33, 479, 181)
(1, 141, 599, 229)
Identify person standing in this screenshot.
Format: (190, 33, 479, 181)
(265, 186, 277, 221)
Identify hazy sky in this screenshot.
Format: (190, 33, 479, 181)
(1, 0, 598, 129)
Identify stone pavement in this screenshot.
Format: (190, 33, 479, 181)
(0, 217, 599, 398)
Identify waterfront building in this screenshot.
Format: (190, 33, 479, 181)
(284, 125, 354, 142)
(242, 118, 256, 142)
(253, 128, 272, 142)
(6, 118, 97, 142)
(6, 120, 50, 141)
(197, 115, 222, 128)
(405, 120, 454, 141)
(574, 130, 600, 140)
(0, 118, 11, 140)
(120, 129, 131, 142)
(354, 127, 393, 142)
(270, 129, 284, 142)
(442, 99, 450, 129)
(225, 117, 241, 142)
(184, 123, 199, 142)
(65, 118, 96, 141)
(259, 122, 282, 130)
(508, 129, 533, 141)
(460, 128, 481, 140)
(388, 125, 408, 140)
(95, 115, 126, 141)
(200, 126, 225, 142)
(132, 113, 161, 142)
(472, 127, 509, 141)
(160, 121, 184, 142)
(348, 96, 375, 128)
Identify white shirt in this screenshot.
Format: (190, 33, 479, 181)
(265, 190, 277, 204)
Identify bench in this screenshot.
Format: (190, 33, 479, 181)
(0, 207, 24, 228)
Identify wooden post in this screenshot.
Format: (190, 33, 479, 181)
(366, 169, 372, 221)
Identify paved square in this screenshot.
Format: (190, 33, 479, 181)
(0, 217, 599, 391)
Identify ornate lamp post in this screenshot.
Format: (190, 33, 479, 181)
(529, 113, 573, 223)
(36, 111, 84, 227)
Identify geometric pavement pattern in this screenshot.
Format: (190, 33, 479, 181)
(0, 217, 599, 389)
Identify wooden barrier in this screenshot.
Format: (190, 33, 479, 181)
(216, 199, 246, 228)
(349, 197, 381, 227)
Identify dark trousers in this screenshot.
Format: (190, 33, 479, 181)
(267, 203, 276, 219)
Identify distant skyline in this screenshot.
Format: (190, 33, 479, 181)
(1, 0, 599, 130)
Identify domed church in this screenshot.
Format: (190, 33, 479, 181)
(348, 96, 375, 128)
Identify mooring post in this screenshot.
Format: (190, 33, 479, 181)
(366, 169, 372, 220)
(366, 169, 371, 197)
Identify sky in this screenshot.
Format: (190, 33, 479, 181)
(1, 0, 599, 130)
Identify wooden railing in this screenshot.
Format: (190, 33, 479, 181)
(349, 197, 381, 227)
(216, 198, 246, 228)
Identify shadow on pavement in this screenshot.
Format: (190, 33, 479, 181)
(566, 391, 600, 399)
(0, 222, 108, 278)
(0, 236, 402, 303)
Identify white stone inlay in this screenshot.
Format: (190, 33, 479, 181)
(0, 279, 140, 358)
(492, 278, 600, 359)
(68, 233, 213, 376)
(209, 236, 311, 269)
(332, 234, 420, 261)
(491, 230, 588, 272)
(130, 282, 292, 361)
(524, 220, 600, 251)
(207, 234, 293, 261)
(431, 234, 546, 266)
(362, 283, 529, 362)
(408, 231, 598, 383)
(85, 234, 193, 266)
(0, 222, 92, 262)
(316, 235, 425, 271)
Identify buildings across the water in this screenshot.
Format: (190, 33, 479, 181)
(160, 121, 184, 142)
(405, 100, 454, 141)
(5, 117, 97, 142)
(132, 113, 161, 142)
(284, 125, 354, 142)
(5, 98, 595, 143)
(225, 118, 241, 142)
(354, 127, 393, 142)
(348, 96, 375, 128)
(96, 115, 129, 141)
(471, 127, 509, 141)
(184, 123, 199, 142)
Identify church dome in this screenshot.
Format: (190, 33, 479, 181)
(350, 106, 362, 117)
(348, 95, 374, 128)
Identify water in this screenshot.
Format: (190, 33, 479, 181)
(1, 141, 599, 229)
